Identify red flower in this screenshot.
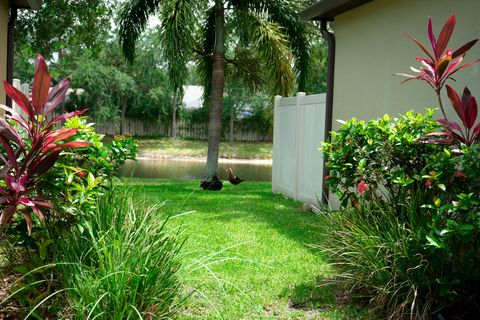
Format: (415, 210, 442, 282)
(426, 179, 433, 187)
(357, 180, 369, 194)
(454, 171, 465, 178)
(73, 166, 87, 178)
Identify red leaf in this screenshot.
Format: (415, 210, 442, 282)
(441, 57, 463, 80)
(464, 97, 478, 129)
(427, 17, 437, 55)
(446, 84, 465, 121)
(22, 211, 33, 234)
(31, 206, 45, 220)
(31, 200, 54, 209)
(19, 196, 35, 207)
(32, 55, 51, 114)
(473, 122, 480, 141)
(444, 58, 480, 80)
(58, 141, 91, 149)
(46, 109, 88, 126)
(3, 81, 34, 118)
(44, 128, 78, 145)
(6, 175, 26, 193)
(462, 87, 472, 108)
(452, 39, 479, 58)
(424, 131, 454, 137)
(0, 136, 18, 171)
(29, 150, 60, 178)
(0, 118, 24, 148)
(436, 15, 456, 59)
(44, 77, 71, 115)
(404, 33, 435, 61)
(437, 119, 461, 131)
(0, 206, 16, 226)
(0, 105, 29, 129)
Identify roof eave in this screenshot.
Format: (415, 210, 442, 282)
(27, 0, 43, 10)
(299, 0, 373, 20)
(10, 0, 43, 10)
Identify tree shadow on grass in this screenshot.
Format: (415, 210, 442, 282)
(119, 180, 326, 255)
(198, 184, 327, 255)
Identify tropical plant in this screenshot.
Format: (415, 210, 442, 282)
(118, 0, 311, 188)
(0, 55, 89, 235)
(426, 85, 480, 146)
(398, 14, 479, 120)
(322, 109, 480, 318)
(322, 109, 441, 207)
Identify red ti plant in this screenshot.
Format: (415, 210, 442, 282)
(436, 85, 480, 146)
(0, 55, 89, 235)
(398, 14, 480, 120)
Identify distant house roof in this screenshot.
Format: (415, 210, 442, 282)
(299, 0, 373, 20)
(183, 85, 204, 110)
(10, 0, 43, 10)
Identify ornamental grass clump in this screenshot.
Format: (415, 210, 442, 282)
(56, 190, 183, 319)
(321, 14, 480, 319)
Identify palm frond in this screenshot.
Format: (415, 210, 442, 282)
(118, 0, 162, 63)
(231, 0, 312, 92)
(236, 10, 295, 97)
(159, 0, 198, 90)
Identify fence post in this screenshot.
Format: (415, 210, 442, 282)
(12, 79, 21, 114)
(294, 92, 305, 200)
(272, 95, 282, 193)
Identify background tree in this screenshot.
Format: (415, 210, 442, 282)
(14, 0, 112, 81)
(119, 0, 312, 189)
(65, 35, 174, 131)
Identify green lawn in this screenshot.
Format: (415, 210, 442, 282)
(120, 179, 366, 319)
(136, 137, 272, 159)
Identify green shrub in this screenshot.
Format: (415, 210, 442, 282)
(321, 110, 480, 318)
(56, 190, 183, 319)
(322, 109, 441, 207)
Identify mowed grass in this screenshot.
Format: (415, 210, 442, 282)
(120, 179, 366, 319)
(136, 137, 272, 159)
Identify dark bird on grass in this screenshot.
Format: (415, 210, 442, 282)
(226, 168, 244, 185)
(200, 178, 223, 191)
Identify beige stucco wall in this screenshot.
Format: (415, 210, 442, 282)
(0, 0, 8, 105)
(332, 0, 480, 129)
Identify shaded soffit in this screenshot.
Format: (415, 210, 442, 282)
(299, 0, 373, 20)
(11, 0, 43, 10)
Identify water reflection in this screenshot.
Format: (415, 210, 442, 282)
(118, 158, 272, 181)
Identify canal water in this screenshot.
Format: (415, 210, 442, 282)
(118, 158, 272, 181)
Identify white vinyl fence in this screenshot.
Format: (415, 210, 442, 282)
(272, 92, 326, 203)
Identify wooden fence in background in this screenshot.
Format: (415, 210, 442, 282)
(95, 119, 271, 141)
(11, 79, 271, 142)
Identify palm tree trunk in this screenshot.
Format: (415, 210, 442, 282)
(204, 0, 225, 184)
(229, 106, 234, 143)
(120, 95, 127, 135)
(171, 90, 177, 138)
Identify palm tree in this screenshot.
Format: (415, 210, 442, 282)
(119, 0, 311, 189)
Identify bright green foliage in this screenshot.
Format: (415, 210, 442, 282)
(322, 109, 480, 318)
(42, 116, 138, 231)
(322, 109, 441, 207)
(14, 0, 111, 80)
(56, 190, 182, 319)
(68, 56, 135, 123)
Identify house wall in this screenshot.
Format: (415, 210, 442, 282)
(0, 0, 8, 105)
(332, 0, 480, 129)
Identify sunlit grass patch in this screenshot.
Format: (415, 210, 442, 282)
(119, 179, 368, 319)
